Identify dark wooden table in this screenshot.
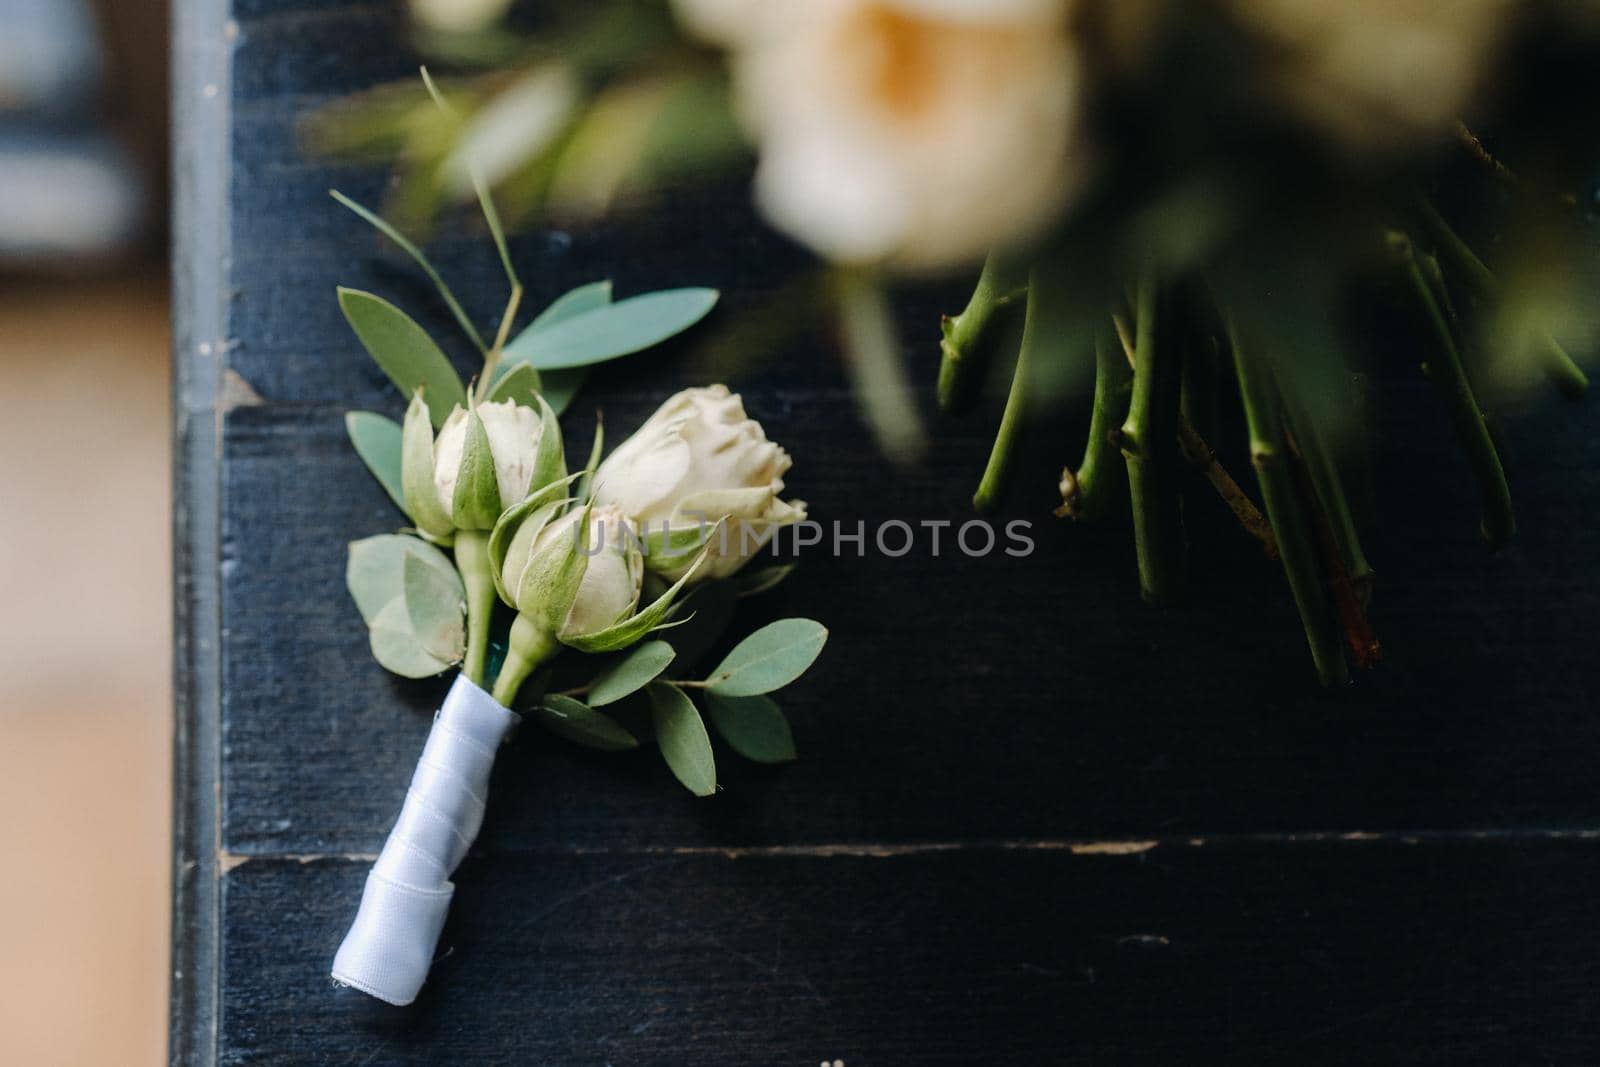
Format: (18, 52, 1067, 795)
(172, 1, 1600, 1062)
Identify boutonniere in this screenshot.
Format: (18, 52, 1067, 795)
(325, 80, 826, 1004)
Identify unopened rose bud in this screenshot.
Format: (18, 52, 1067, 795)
(497, 503, 644, 642)
(402, 393, 565, 537)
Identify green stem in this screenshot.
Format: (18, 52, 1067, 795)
(1058, 324, 1130, 520)
(1390, 233, 1516, 548)
(1117, 270, 1184, 603)
(1414, 197, 1588, 399)
(1277, 389, 1374, 592)
(939, 253, 1027, 414)
(1228, 316, 1349, 687)
(491, 613, 559, 706)
(971, 267, 1042, 514)
(454, 529, 497, 687)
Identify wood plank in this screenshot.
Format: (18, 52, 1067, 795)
(218, 839, 1600, 1064)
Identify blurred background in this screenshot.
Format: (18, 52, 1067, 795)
(0, 0, 170, 1064)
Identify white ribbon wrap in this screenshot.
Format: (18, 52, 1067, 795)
(331, 674, 517, 1005)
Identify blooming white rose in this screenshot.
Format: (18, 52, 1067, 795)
(592, 385, 805, 581)
(1227, 0, 1513, 151)
(674, 0, 1086, 270)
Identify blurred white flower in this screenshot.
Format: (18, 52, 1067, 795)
(1228, 0, 1513, 150)
(409, 0, 513, 35)
(593, 385, 805, 581)
(674, 0, 1087, 270)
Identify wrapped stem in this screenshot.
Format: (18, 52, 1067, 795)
(331, 674, 520, 1005)
(938, 253, 1027, 414)
(1228, 316, 1349, 686)
(1116, 271, 1184, 603)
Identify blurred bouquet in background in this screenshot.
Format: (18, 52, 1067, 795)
(311, 0, 1600, 682)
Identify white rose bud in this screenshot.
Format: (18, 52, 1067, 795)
(402, 393, 565, 537)
(409, 0, 513, 35)
(592, 385, 805, 582)
(501, 504, 644, 640)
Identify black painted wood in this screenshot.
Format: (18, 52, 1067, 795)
(175, 0, 1600, 1062)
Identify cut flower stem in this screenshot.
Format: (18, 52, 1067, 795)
(1116, 270, 1184, 603)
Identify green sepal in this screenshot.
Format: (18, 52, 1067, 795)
(450, 406, 503, 530)
(516, 500, 594, 632)
(401, 391, 455, 540)
(528, 392, 568, 496)
(576, 415, 604, 504)
(562, 546, 707, 654)
(641, 520, 714, 564)
(733, 563, 796, 598)
(488, 475, 582, 605)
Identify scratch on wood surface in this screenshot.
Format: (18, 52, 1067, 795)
(218, 367, 263, 412)
(1068, 840, 1160, 856)
(219, 850, 377, 873)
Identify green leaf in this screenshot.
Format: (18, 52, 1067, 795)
(527, 280, 612, 334)
(330, 189, 487, 353)
(540, 368, 588, 416)
(587, 641, 675, 706)
(733, 563, 796, 598)
(403, 551, 465, 663)
(338, 287, 466, 426)
(347, 534, 461, 625)
(706, 618, 828, 696)
(534, 694, 639, 751)
(703, 692, 796, 764)
(401, 392, 455, 540)
(369, 596, 454, 678)
(450, 407, 503, 530)
(344, 411, 408, 516)
(500, 288, 719, 371)
(485, 362, 543, 407)
(649, 683, 716, 796)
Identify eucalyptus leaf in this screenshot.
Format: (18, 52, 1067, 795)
(648, 683, 716, 796)
(587, 641, 675, 706)
(347, 534, 461, 626)
(337, 287, 466, 426)
(344, 411, 408, 516)
(705, 618, 828, 696)
(500, 288, 719, 372)
(369, 596, 454, 678)
(534, 694, 639, 751)
(403, 551, 466, 663)
(703, 692, 796, 764)
(540, 368, 589, 416)
(527, 280, 612, 334)
(485, 362, 543, 407)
